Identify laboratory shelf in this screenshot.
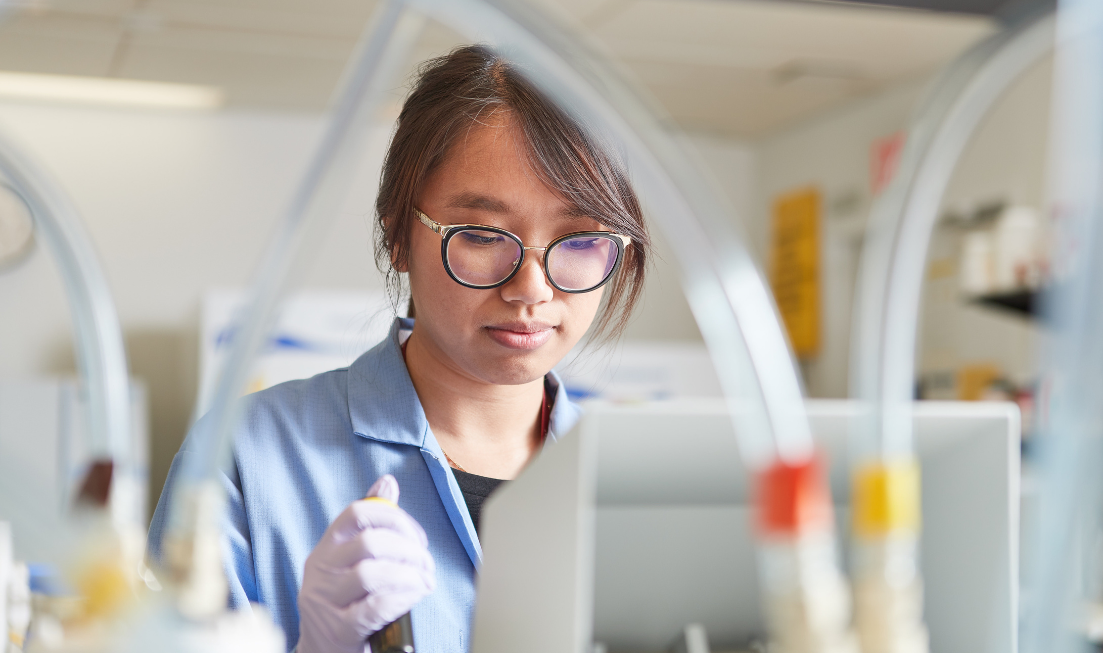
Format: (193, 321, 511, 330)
(969, 289, 1037, 317)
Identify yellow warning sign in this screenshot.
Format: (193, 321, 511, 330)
(769, 187, 821, 359)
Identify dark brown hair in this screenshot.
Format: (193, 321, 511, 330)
(375, 44, 650, 341)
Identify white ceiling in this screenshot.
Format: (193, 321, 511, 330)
(0, 0, 996, 137)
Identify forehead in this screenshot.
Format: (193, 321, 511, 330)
(435, 115, 549, 196)
(423, 115, 588, 221)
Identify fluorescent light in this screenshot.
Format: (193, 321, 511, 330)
(0, 71, 224, 110)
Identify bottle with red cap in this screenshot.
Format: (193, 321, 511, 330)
(754, 453, 858, 653)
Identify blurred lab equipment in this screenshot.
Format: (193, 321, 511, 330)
(670, 623, 711, 653)
(0, 118, 148, 650)
(1021, 0, 1103, 651)
(196, 289, 398, 415)
(554, 341, 723, 403)
(959, 229, 995, 296)
(957, 204, 1048, 297)
(851, 6, 1053, 651)
(167, 0, 850, 652)
(992, 206, 1046, 291)
(0, 379, 148, 563)
(0, 97, 281, 651)
(473, 399, 1019, 653)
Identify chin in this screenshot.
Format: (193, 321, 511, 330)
(479, 354, 555, 386)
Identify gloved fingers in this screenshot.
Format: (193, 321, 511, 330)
(356, 558, 436, 596)
(329, 528, 436, 570)
(297, 595, 366, 653)
(347, 589, 430, 634)
(321, 558, 436, 607)
(366, 474, 400, 503)
(321, 499, 428, 549)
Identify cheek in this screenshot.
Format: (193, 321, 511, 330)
(560, 289, 604, 334)
(407, 242, 486, 324)
(407, 238, 450, 310)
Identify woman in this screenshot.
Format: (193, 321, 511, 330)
(149, 44, 650, 652)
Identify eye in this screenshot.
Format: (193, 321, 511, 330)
(458, 231, 506, 246)
(562, 237, 600, 251)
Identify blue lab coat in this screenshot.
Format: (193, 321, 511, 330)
(147, 317, 582, 652)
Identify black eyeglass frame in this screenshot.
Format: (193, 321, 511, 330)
(414, 208, 631, 293)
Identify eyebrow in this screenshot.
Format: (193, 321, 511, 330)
(446, 192, 509, 213)
(445, 191, 592, 220)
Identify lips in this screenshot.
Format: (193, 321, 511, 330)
(484, 321, 556, 350)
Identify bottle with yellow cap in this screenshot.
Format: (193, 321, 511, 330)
(850, 458, 929, 653)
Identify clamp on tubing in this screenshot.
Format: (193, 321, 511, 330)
(755, 454, 833, 537)
(852, 460, 921, 538)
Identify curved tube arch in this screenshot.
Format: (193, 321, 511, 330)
(1021, 0, 1103, 651)
(851, 9, 1055, 458)
(845, 10, 1052, 653)
(169, 2, 428, 497)
(0, 130, 132, 501)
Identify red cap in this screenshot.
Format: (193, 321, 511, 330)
(754, 454, 833, 537)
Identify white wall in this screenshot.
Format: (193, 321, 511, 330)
(756, 77, 929, 397)
(0, 100, 753, 515)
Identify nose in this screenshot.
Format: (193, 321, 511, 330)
(500, 249, 554, 305)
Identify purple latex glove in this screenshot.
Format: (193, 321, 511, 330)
(296, 475, 436, 653)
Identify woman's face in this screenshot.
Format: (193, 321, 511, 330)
(403, 114, 606, 386)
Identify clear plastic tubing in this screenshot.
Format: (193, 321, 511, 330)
(171, 1, 428, 493)
(0, 129, 131, 482)
(850, 8, 1053, 459)
(1021, 0, 1103, 651)
(173, 0, 817, 510)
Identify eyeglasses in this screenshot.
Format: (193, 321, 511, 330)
(414, 209, 630, 293)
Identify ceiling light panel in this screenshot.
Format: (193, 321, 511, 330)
(0, 71, 224, 109)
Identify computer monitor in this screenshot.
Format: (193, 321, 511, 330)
(472, 399, 1019, 653)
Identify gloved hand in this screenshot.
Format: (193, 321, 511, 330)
(296, 475, 436, 653)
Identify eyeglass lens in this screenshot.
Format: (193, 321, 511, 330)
(445, 229, 618, 291)
(446, 229, 522, 287)
(546, 235, 619, 291)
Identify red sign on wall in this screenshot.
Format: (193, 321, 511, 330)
(871, 131, 905, 196)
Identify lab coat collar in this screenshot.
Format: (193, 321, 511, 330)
(346, 317, 428, 448)
(546, 366, 582, 443)
(347, 317, 581, 447)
